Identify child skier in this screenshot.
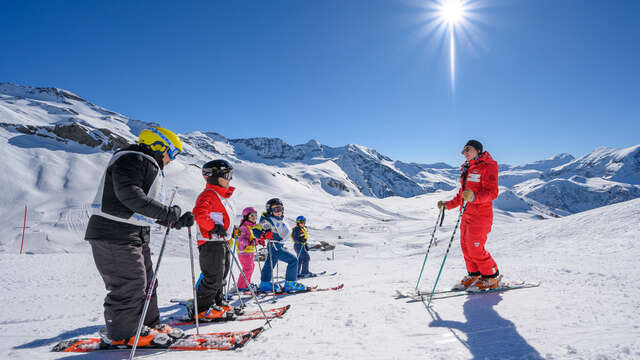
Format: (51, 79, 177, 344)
(258, 198, 306, 292)
(236, 207, 266, 291)
(193, 159, 235, 318)
(292, 215, 312, 277)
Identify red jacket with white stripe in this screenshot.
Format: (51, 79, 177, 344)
(193, 183, 235, 246)
(446, 151, 499, 231)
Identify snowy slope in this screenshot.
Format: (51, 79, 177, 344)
(1, 195, 639, 359)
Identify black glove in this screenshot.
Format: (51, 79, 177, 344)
(157, 205, 181, 227)
(305, 244, 310, 251)
(209, 224, 227, 238)
(166, 205, 181, 223)
(173, 211, 194, 230)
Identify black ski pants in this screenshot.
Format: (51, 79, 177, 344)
(196, 241, 230, 312)
(89, 240, 159, 341)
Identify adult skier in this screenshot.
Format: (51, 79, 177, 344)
(291, 215, 312, 277)
(86, 126, 194, 347)
(193, 159, 236, 318)
(437, 140, 500, 291)
(258, 198, 306, 292)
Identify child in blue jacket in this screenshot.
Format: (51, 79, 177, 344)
(258, 198, 306, 292)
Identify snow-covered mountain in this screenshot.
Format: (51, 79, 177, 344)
(1, 81, 639, 248)
(494, 147, 640, 215)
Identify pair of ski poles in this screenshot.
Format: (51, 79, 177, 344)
(415, 202, 467, 306)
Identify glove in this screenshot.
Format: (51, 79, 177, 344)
(437, 200, 447, 209)
(157, 205, 181, 227)
(305, 244, 310, 251)
(257, 238, 266, 246)
(172, 211, 194, 230)
(462, 190, 475, 202)
(263, 231, 274, 240)
(167, 205, 181, 223)
(209, 224, 227, 238)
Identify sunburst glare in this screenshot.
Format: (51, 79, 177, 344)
(413, 0, 486, 93)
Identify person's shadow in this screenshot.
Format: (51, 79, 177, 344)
(428, 294, 543, 360)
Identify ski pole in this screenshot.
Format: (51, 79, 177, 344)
(226, 226, 240, 298)
(427, 202, 467, 306)
(187, 226, 200, 334)
(268, 240, 279, 302)
(129, 189, 177, 360)
(256, 241, 263, 275)
(415, 207, 445, 291)
(226, 258, 246, 309)
(224, 241, 272, 328)
(296, 242, 305, 275)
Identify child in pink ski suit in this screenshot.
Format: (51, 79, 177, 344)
(236, 207, 265, 291)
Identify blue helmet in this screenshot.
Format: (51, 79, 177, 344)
(296, 216, 306, 223)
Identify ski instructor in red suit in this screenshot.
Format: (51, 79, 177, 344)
(438, 140, 501, 291)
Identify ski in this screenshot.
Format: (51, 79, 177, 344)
(397, 282, 540, 302)
(168, 301, 291, 325)
(51, 327, 263, 352)
(275, 271, 337, 280)
(298, 271, 338, 278)
(259, 283, 344, 298)
(395, 287, 464, 299)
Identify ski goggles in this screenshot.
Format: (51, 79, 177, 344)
(270, 206, 284, 213)
(220, 169, 233, 180)
(148, 128, 181, 160)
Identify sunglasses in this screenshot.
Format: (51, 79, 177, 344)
(461, 146, 474, 155)
(271, 206, 284, 213)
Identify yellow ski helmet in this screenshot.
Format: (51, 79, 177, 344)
(138, 127, 183, 159)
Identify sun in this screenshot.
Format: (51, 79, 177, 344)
(413, 0, 480, 92)
(439, 0, 466, 25)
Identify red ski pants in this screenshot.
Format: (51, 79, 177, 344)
(459, 222, 498, 276)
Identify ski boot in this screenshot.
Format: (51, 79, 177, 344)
(452, 273, 481, 290)
(98, 326, 171, 347)
(259, 281, 281, 293)
(198, 304, 235, 321)
(283, 281, 308, 292)
(467, 274, 503, 291)
(152, 323, 184, 340)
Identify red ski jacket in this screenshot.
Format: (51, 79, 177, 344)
(193, 183, 235, 246)
(446, 151, 499, 231)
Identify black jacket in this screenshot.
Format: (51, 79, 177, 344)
(85, 145, 173, 244)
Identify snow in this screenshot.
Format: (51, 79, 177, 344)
(0, 198, 639, 358)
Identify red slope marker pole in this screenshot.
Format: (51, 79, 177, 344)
(20, 205, 27, 255)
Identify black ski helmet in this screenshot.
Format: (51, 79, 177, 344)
(202, 159, 233, 185)
(265, 198, 284, 215)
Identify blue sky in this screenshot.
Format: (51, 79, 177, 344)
(1, 0, 639, 166)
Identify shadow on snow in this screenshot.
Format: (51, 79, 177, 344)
(427, 293, 543, 359)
